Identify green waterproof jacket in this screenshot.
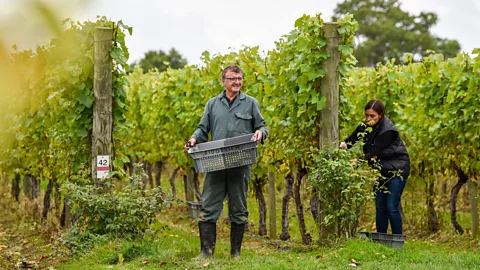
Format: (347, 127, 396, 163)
(191, 90, 269, 143)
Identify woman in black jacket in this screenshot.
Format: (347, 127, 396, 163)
(340, 99, 410, 235)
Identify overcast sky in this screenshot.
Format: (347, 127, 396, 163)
(1, 0, 479, 65)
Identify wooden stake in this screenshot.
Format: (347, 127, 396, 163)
(319, 22, 340, 149)
(268, 169, 277, 239)
(92, 27, 113, 184)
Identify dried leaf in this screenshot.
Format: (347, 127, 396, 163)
(159, 261, 167, 267)
(203, 262, 210, 267)
(316, 253, 328, 259)
(0, 245, 7, 250)
(39, 256, 49, 261)
(351, 258, 359, 265)
(141, 259, 151, 264)
(348, 263, 357, 267)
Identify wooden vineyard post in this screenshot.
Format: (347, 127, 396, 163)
(319, 22, 340, 150)
(470, 179, 478, 238)
(317, 22, 341, 239)
(268, 169, 277, 239)
(92, 27, 113, 187)
(186, 169, 195, 202)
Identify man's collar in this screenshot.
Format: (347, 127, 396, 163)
(218, 90, 246, 100)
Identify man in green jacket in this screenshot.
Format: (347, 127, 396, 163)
(185, 65, 269, 258)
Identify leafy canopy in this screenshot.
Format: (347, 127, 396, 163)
(332, 0, 461, 66)
(130, 48, 187, 73)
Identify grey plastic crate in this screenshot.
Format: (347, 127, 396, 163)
(187, 201, 202, 219)
(359, 231, 406, 249)
(188, 134, 258, 173)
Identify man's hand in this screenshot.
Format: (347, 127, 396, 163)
(252, 130, 263, 142)
(184, 138, 197, 151)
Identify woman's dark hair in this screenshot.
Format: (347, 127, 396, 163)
(365, 99, 385, 116)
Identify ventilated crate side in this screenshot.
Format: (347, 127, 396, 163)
(187, 201, 202, 219)
(359, 232, 405, 249)
(188, 134, 258, 173)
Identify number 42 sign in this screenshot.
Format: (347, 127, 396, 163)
(97, 155, 110, 179)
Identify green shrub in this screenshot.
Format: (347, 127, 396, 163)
(64, 165, 171, 239)
(308, 140, 380, 241)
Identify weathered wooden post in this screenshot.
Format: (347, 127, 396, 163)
(186, 169, 195, 202)
(319, 22, 340, 149)
(470, 180, 478, 238)
(317, 22, 341, 239)
(63, 197, 72, 228)
(92, 27, 113, 185)
(268, 169, 277, 239)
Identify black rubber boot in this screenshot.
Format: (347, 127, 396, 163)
(230, 222, 245, 258)
(195, 222, 216, 259)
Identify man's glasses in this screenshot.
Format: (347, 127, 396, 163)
(224, 77, 243, 82)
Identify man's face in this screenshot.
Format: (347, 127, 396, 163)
(222, 70, 243, 94)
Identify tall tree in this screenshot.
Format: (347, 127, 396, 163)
(332, 0, 461, 66)
(131, 48, 187, 72)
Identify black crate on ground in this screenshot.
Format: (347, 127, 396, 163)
(187, 134, 258, 173)
(359, 231, 406, 249)
(187, 201, 202, 219)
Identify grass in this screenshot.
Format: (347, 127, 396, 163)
(56, 204, 480, 269)
(2, 170, 480, 269)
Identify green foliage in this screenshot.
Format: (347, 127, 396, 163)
(308, 139, 381, 240)
(120, 13, 358, 177)
(130, 48, 187, 73)
(64, 165, 171, 239)
(343, 50, 480, 177)
(59, 229, 110, 255)
(333, 0, 461, 66)
(0, 17, 131, 187)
